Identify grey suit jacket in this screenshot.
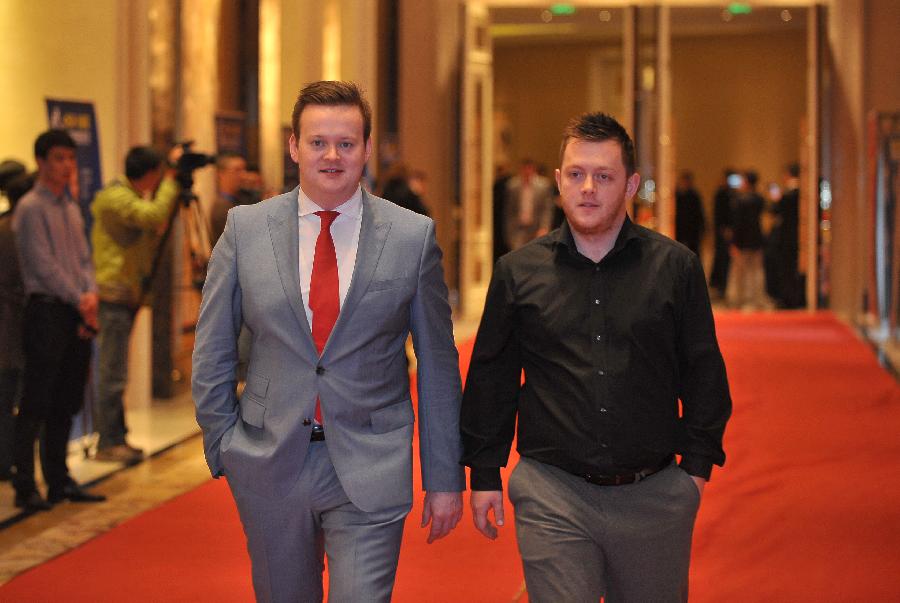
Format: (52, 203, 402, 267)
(192, 188, 465, 510)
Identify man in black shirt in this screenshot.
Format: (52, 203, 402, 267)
(461, 113, 731, 602)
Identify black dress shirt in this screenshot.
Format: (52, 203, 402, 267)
(460, 217, 731, 490)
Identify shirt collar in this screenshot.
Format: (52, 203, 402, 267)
(33, 181, 72, 204)
(297, 185, 363, 219)
(552, 215, 640, 263)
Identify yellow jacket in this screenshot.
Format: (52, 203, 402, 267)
(91, 176, 178, 306)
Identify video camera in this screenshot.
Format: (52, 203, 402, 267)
(175, 141, 216, 192)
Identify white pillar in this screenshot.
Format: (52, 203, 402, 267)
(260, 0, 283, 189)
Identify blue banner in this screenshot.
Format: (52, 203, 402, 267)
(45, 98, 103, 230)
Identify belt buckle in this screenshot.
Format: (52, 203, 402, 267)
(310, 425, 325, 442)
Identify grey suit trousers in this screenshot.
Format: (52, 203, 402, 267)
(228, 441, 410, 603)
(508, 456, 701, 603)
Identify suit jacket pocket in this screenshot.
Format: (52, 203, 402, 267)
(370, 399, 414, 434)
(244, 371, 270, 399)
(367, 276, 411, 293)
(240, 397, 266, 428)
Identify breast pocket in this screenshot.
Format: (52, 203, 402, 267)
(367, 276, 413, 294)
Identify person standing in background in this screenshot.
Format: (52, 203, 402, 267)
(380, 163, 430, 217)
(209, 152, 249, 246)
(709, 169, 736, 300)
(774, 163, 802, 308)
(503, 159, 555, 251)
(674, 170, 706, 257)
(727, 170, 768, 310)
(12, 129, 105, 510)
(0, 169, 33, 481)
(0, 160, 26, 214)
(492, 164, 513, 262)
(90, 145, 181, 464)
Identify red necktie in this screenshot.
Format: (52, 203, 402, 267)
(309, 210, 340, 423)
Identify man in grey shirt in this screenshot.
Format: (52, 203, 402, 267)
(11, 129, 105, 511)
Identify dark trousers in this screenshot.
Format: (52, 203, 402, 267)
(0, 367, 22, 478)
(709, 234, 731, 294)
(12, 299, 92, 494)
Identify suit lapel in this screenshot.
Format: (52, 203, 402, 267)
(326, 191, 391, 352)
(267, 191, 317, 357)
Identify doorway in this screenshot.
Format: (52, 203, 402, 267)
(458, 2, 823, 315)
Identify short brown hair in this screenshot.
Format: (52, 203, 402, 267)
(559, 113, 636, 175)
(291, 81, 372, 141)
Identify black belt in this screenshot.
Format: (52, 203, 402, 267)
(310, 426, 325, 442)
(583, 455, 673, 486)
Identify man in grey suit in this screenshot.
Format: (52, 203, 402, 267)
(192, 81, 465, 602)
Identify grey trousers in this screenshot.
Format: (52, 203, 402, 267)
(94, 301, 136, 449)
(227, 441, 410, 603)
(508, 457, 701, 603)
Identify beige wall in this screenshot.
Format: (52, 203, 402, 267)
(493, 42, 602, 174)
(865, 0, 900, 113)
(0, 1, 123, 179)
(672, 30, 807, 215)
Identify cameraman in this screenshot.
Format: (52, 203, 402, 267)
(90, 145, 180, 464)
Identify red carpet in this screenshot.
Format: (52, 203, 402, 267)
(3, 312, 899, 601)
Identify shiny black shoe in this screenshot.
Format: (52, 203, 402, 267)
(14, 490, 52, 511)
(47, 483, 107, 504)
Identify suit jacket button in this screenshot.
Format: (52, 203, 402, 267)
(316, 366, 325, 375)
(302, 418, 311, 426)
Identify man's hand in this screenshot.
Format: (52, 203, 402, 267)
(470, 490, 504, 540)
(76, 324, 96, 340)
(78, 292, 99, 331)
(167, 145, 184, 177)
(421, 491, 463, 544)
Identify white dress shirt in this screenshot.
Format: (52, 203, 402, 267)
(297, 186, 363, 329)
